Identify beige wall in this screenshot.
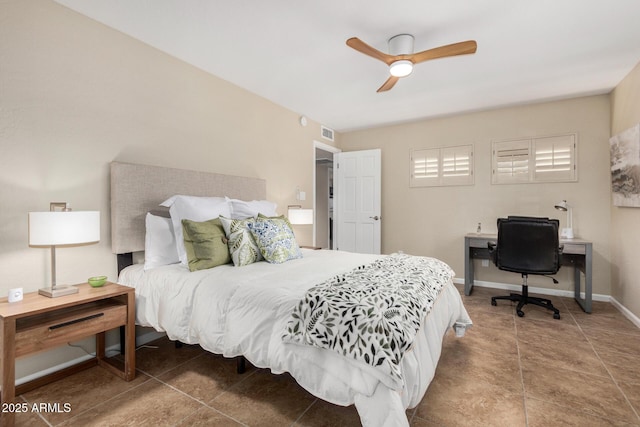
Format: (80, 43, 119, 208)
(341, 96, 612, 296)
(2, 0, 635, 383)
(610, 60, 640, 317)
(0, 0, 334, 378)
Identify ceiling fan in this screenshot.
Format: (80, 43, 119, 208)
(346, 34, 477, 92)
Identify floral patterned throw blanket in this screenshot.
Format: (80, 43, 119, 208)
(282, 253, 454, 388)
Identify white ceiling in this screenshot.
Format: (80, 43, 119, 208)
(54, 0, 640, 132)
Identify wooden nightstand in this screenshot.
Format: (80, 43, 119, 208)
(0, 282, 135, 426)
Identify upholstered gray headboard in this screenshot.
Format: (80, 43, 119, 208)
(110, 161, 266, 255)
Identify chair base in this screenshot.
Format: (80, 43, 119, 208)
(491, 285, 560, 320)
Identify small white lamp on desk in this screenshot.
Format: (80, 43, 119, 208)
(28, 202, 100, 297)
(554, 199, 574, 239)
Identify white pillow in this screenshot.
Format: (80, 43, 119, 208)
(226, 197, 278, 219)
(144, 213, 179, 270)
(160, 195, 231, 265)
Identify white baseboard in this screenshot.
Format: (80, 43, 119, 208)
(16, 354, 96, 386)
(16, 329, 167, 386)
(452, 278, 640, 324)
(452, 277, 610, 302)
(136, 329, 166, 346)
(610, 297, 640, 328)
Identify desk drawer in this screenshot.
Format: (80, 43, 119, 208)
(15, 302, 127, 357)
(468, 238, 491, 248)
(563, 243, 586, 255)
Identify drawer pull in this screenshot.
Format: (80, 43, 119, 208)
(49, 313, 104, 330)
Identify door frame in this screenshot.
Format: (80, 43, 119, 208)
(313, 141, 341, 248)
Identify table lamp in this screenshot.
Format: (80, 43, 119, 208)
(29, 202, 100, 297)
(554, 199, 573, 239)
(287, 205, 314, 225)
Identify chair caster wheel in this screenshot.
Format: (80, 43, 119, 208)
(553, 313, 561, 320)
(491, 299, 497, 306)
(517, 310, 525, 317)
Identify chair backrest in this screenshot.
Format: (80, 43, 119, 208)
(493, 216, 561, 275)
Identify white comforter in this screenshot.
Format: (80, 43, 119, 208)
(118, 249, 472, 426)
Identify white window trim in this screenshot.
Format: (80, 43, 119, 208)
(492, 133, 577, 184)
(410, 144, 474, 187)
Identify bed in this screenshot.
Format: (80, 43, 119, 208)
(111, 161, 472, 427)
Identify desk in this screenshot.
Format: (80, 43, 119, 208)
(464, 234, 593, 313)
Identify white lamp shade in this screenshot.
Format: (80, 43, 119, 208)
(288, 208, 313, 225)
(29, 211, 100, 246)
(553, 200, 573, 239)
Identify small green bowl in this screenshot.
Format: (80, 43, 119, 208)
(88, 276, 107, 287)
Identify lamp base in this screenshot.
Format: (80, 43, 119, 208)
(560, 227, 574, 239)
(38, 285, 79, 298)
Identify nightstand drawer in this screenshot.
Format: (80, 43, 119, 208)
(15, 301, 127, 357)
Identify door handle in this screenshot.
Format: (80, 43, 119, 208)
(369, 216, 380, 221)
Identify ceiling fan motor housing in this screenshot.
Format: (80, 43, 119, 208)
(388, 34, 414, 55)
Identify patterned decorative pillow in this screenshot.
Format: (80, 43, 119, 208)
(219, 216, 263, 266)
(181, 218, 231, 272)
(247, 215, 302, 264)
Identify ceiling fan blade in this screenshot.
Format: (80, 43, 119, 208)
(347, 37, 395, 65)
(377, 76, 400, 92)
(410, 40, 477, 64)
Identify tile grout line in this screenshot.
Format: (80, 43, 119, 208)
(47, 375, 156, 426)
(18, 394, 53, 427)
(553, 298, 640, 423)
(154, 379, 250, 427)
(513, 310, 529, 427)
(571, 313, 640, 422)
(290, 398, 319, 426)
(516, 295, 580, 427)
(148, 355, 260, 426)
(136, 348, 208, 379)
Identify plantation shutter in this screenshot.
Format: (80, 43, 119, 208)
(492, 139, 530, 184)
(492, 133, 577, 184)
(410, 148, 439, 187)
(441, 145, 474, 185)
(533, 134, 576, 182)
(411, 145, 474, 187)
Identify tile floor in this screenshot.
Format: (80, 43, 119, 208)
(13, 285, 640, 426)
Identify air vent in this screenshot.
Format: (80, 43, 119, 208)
(321, 125, 334, 142)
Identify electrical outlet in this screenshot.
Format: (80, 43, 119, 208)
(481, 259, 489, 267)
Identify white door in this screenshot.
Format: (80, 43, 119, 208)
(334, 149, 381, 254)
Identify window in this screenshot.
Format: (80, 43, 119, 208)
(492, 133, 577, 184)
(411, 144, 474, 187)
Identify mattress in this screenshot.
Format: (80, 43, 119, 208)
(118, 249, 472, 426)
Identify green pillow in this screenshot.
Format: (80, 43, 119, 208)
(248, 215, 303, 264)
(219, 216, 263, 267)
(181, 218, 231, 272)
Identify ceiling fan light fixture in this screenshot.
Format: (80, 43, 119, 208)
(389, 60, 413, 77)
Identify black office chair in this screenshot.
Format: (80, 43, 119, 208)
(488, 216, 563, 319)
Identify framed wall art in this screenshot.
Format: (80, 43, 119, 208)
(610, 123, 640, 207)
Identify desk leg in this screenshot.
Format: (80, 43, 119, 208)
(1, 317, 16, 427)
(585, 246, 593, 313)
(573, 247, 593, 314)
(464, 238, 474, 295)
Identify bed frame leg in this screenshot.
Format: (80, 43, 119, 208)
(237, 356, 246, 374)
